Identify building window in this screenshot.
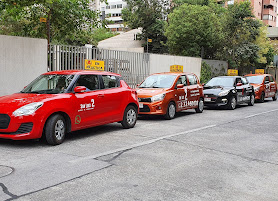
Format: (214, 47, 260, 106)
(106, 5, 110, 9)
(117, 4, 122, 8)
(263, 14, 273, 20)
(111, 5, 116, 9)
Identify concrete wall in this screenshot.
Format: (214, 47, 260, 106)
(0, 35, 47, 96)
(149, 54, 202, 78)
(202, 59, 228, 77)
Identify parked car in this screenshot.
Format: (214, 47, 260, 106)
(245, 74, 277, 102)
(136, 72, 204, 120)
(203, 76, 255, 110)
(0, 70, 138, 145)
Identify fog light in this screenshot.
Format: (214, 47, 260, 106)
(222, 98, 227, 102)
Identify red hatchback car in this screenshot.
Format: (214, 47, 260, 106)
(245, 74, 277, 102)
(0, 70, 138, 145)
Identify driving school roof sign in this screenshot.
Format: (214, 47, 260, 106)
(170, 65, 183, 72)
(85, 60, 105, 71)
(227, 69, 238, 76)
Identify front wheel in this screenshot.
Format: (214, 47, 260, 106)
(273, 91, 277, 101)
(195, 98, 204, 113)
(45, 114, 66, 145)
(226, 96, 236, 110)
(121, 105, 138, 129)
(248, 94, 255, 106)
(164, 102, 176, 120)
(259, 92, 265, 103)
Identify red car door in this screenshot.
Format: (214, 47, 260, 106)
(175, 75, 190, 111)
(73, 74, 106, 129)
(186, 74, 201, 109)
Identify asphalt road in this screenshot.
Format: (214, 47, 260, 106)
(1, 98, 278, 201)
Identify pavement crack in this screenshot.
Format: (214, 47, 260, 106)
(163, 138, 278, 167)
(0, 183, 18, 200)
(97, 149, 132, 163)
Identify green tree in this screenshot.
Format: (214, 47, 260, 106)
(0, 0, 108, 46)
(122, 0, 169, 53)
(165, 3, 224, 58)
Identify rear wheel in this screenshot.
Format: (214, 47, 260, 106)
(195, 98, 204, 113)
(273, 91, 277, 101)
(226, 96, 236, 110)
(164, 102, 176, 120)
(259, 92, 265, 103)
(45, 114, 66, 145)
(121, 105, 138, 129)
(248, 94, 255, 106)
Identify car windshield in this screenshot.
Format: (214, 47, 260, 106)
(139, 74, 177, 88)
(21, 74, 75, 94)
(246, 75, 264, 84)
(205, 77, 234, 87)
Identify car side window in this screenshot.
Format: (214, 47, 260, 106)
(235, 78, 242, 86)
(265, 76, 269, 83)
(102, 75, 119, 89)
(76, 75, 99, 91)
(176, 75, 187, 86)
(269, 75, 274, 82)
(188, 74, 197, 85)
(241, 77, 248, 85)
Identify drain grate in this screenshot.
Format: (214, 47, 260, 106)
(0, 166, 13, 178)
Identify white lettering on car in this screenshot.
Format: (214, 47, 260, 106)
(78, 99, 95, 112)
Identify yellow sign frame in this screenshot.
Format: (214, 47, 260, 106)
(255, 69, 265, 74)
(227, 69, 238, 76)
(85, 59, 105, 71)
(40, 18, 47, 23)
(170, 65, 183, 72)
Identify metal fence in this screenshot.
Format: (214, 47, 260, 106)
(48, 44, 150, 88)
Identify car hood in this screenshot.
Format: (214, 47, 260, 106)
(136, 88, 167, 97)
(203, 87, 233, 95)
(0, 93, 58, 112)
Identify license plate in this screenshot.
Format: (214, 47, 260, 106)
(139, 103, 144, 108)
(204, 98, 211, 102)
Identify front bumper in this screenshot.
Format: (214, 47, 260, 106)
(139, 101, 166, 115)
(0, 113, 44, 140)
(204, 96, 228, 107)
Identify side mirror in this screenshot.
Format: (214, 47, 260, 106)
(236, 83, 243, 86)
(137, 84, 140, 87)
(202, 83, 205, 87)
(177, 84, 184, 89)
(74, 86, 87, 93)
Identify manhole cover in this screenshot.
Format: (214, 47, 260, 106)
(0, 165, 13, 178)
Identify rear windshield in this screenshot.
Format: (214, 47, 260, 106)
(246, 76, 264, 84)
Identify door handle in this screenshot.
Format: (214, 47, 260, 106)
(98, 94, 104, 98)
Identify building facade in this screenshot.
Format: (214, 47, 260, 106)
(99, 0, 127, 32)
(219, 0, 277, 27)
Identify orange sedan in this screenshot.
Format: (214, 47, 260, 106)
(136, 72, 204, 119)
(245, 74, 277, 102)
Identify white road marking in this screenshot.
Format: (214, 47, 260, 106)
(244, 108, 278, 119)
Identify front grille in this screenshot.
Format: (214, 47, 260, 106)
(204, 94, 217, 98)
(0, 114, 10, 129)
(138, 98, 151, 103)
(139, 105, 150, 112)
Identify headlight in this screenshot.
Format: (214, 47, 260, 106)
(151, 93, 166, 102)
(254, 87, 260, 92)
(218, 90, 230, 96)
(13, 102, 44, 117)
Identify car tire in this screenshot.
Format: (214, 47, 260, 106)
(164, 102, 176, 120)
(259, 92, 265, 103)
(248, 94, 255, 106)
(195, 98, 204, 113)
(45, 114, 66, 145)
(227, 96, 236, 110)
(273, 91, 277, 101)
(121, 105, 138, 129)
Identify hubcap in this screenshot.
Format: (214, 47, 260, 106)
(55, 120, 65, 141)
(251, 95, 255, 105)
(127, 109, 136, 125)
(231, 98, 236, 109)
(169, 104, 176, 118)
(199, 100, 204, 111)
